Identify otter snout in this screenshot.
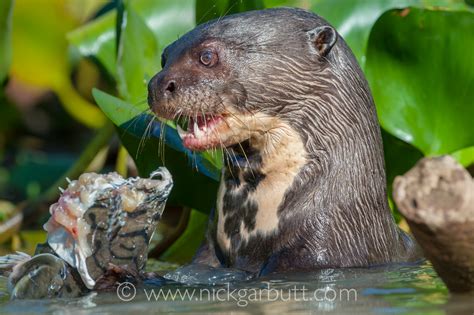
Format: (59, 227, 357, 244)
(147, 71, 177, 113)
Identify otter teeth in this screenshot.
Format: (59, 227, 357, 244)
(193, 121, 204, 139)
(176, 124, 187, 140)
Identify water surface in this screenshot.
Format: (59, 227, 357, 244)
(1, 261, 472, 314)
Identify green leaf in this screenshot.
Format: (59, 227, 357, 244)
(68, 0, 195, 78)
(10, 0, 105, 128)
(382, 129, 424, 222)
(382, 131, 423, 189)
(195, 0, 229, 24)
(264, 0, 309, 8)
(92, 88, 143, 125)
(307, 0, 470, 66)
(452, 146, 474, 167)
(309, 0, 420, 65)
(196, 0, 265, 24)
(116, 4, 160, 104)
(117, 6, 160, 105)
(68, 12, 117, 76)
(0, 0, 13, 84)
(366, 8, 474, 155)
(159, 209, 209, 264)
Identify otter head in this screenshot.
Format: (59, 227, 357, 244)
(147, 8, 348, 155)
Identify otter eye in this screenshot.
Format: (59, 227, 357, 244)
(199, 50, 217, 67)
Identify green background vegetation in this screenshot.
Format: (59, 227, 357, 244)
(0, 0, 473, 262)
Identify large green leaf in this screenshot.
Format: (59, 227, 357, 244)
(452, 146, 474, 167)
(196, 0, 265, 24)
(68, 12, 117, 76)
(263, 0, 309, 7)
(92, 88, 143, 125)
(366, 8, 474, 155)
(382, 129, 424, 222)
(68, 0, 195, 78)
(116, 4, 160, 104)
(264, 0, 470, 66)
(310, 0, 422, 65)
(0, 0, 13, 84)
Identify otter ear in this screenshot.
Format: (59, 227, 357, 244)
(307, 25, 337, 57)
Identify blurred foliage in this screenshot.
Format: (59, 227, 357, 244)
(0, 0, 13, 85)
(159, 209, 208, 264)
(1, 0, 473, 259)
(68, 0, 195, 78)
(10, 0, 105, 128)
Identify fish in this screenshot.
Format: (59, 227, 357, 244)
(0, 252, 84, 299)
(0, 167, 173, 299)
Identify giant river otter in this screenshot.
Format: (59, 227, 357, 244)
(148, 7, 421, 275)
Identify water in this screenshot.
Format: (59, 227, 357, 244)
(1, 261, 473, 314)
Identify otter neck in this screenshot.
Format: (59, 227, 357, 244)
(216, 122, 307, 256)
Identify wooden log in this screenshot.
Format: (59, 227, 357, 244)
(393, 156, 474, 293)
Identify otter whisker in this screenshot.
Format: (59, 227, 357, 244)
(212, 95, 264, 163)
(196, 99, 230, 171)
(159, 117, 167, 164)
(217, 1, 238, 23)
(120, 108, 150, 137)
(203, 110, 238, 176)
(212, 115, 243, 173)
(132, 97, 149, 107)
(197, 4, 218, 25)
(136, 114, 155, 160)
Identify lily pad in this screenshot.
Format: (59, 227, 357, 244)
(366, 8, 474, 155)
(264, 0, 471, 66)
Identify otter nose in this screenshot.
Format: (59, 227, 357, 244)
(147, 73, 177, 108)
(164, 80, 176, 94)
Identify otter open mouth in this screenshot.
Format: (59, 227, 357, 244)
(163, 110, 276, 152)
(175, 114, 229, 151)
